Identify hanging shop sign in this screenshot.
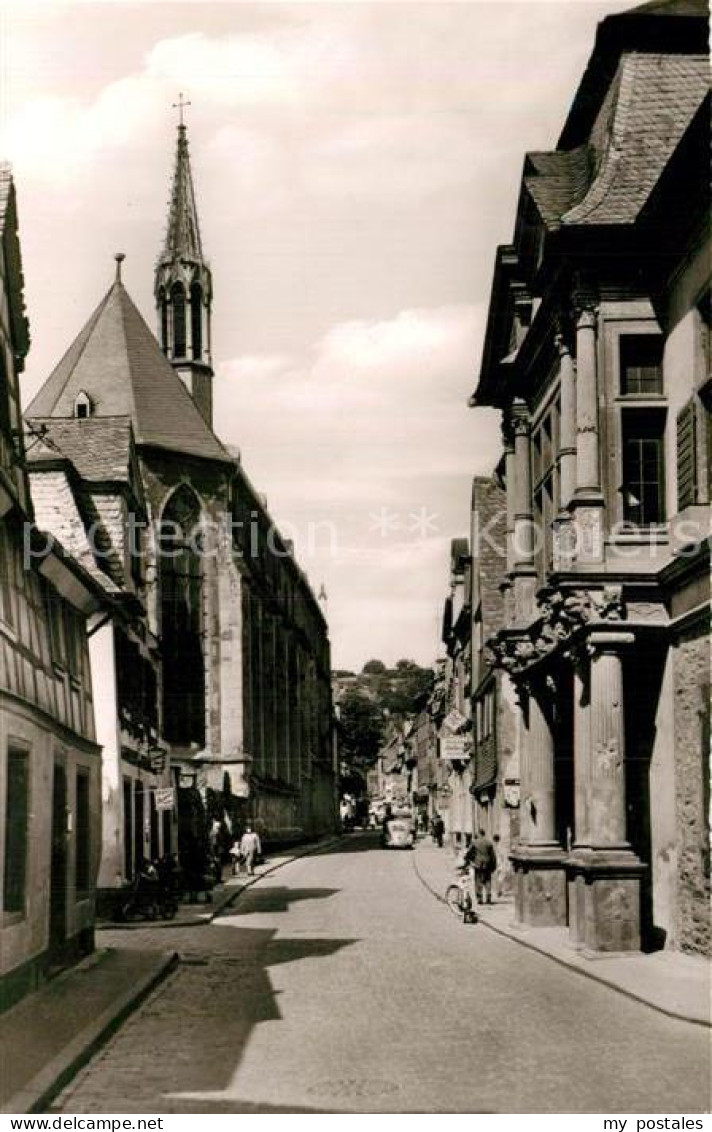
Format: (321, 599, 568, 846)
(149, 749, 166, 773)
(441, 708, 469, 735)
(155, 787, 175, 812)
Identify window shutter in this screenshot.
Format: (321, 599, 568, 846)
(676, 398, 698, 510)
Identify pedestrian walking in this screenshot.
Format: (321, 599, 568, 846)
(465, 828, 497, 904)
(240, 826, 261, 876)
(229, 838, 243, 877)
(492, 833, 506, 898)
(431, 813, 445, 848)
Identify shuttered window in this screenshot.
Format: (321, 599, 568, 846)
(677, 399, 698, 511)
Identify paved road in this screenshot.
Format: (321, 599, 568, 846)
(56, 834, 709, 1114)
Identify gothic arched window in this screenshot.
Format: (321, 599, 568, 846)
(171, 283, 186, 359)
(190, 283, 202, 361)
(159, 485, 205, 747)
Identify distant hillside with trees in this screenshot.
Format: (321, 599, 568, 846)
(334, 659, 433, 772)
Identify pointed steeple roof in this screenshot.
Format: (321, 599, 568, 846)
(159, 123, 204, 266)
(26, 277, 230, 464)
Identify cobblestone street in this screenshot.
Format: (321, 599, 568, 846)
(53, 836, 709, 1114)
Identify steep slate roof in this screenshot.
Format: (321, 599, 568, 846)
(563, 53, 709, 226)
(25, 416, 134, 482)
(524, 146, 592, 229)
(26, 280, 230, 463)
(29, 468, 123, 595)
(525, 53, 709, 231)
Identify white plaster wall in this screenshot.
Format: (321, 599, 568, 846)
(0, 705, 52, 976)
(0, 701, 101, 975)
(88, 620, 123, 888)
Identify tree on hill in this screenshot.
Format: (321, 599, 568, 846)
(362, 659, 387, 675)
(338, 688, 384, 766)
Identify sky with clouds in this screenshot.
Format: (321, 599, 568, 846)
(1, 0, 627, 671)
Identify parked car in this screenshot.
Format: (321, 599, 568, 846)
(382, 815, 415, 849)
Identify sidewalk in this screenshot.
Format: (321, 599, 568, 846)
(98, 835, 343, 932)
(0, 947, 177, 1114)
(2, 834, 343, 1114)
(412, 838, 711, 1029)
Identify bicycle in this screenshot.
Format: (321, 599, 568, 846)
(445, 866, 478, 923)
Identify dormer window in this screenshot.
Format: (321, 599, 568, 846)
(74, 391, 92, 419)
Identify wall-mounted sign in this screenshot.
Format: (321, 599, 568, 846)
(503, 779, 520, 808)
(155, 787, 175, 812)
(439, 735, 468, 761)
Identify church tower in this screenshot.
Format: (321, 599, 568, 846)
(155, 97, 214, 426)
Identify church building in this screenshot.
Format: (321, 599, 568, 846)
(26, 116, 337, 883)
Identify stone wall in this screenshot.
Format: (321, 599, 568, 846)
(672, 623, 711, 956)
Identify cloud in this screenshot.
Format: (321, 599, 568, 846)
(215, 304, 500, 668)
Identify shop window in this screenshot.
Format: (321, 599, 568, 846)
(621, 409, 666, 526)
(75, 771, 91, 894)
(619, 336, 663, 396)
(3, 746, 29, 914)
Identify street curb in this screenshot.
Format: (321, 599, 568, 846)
(208, 835, 344, 921)
(2, 950, 179, 1115)
(97, 836, 345, 932)
(411, 850, 711, 1031)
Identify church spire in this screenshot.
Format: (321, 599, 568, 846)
(155, 98, 214, 427)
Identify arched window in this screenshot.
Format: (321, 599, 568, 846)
(171, 283, 186, 359)
(159, 485, 204, 747)
(190, 283, 202, 361)
(159, 288, 168, 355)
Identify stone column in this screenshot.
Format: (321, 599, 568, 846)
(588, 634, 633, 850)
(571, 300, 605, 563)
(574, 305, 600, 495)
(572, 663, 591, 848)
(568, 659, 591, 944)
(568, 631, 645, 952)
(526, 694, 556, 846)
(557, 331, 577, 510)
(511, 684, 567, 928)
(512, 400, 534, 570)
(502, 414, 516, 577)
(511, 400, 538, 623)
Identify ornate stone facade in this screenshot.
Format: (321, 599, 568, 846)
(468, 5, 710, 954)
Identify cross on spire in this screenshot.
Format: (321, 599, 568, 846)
(172, 92, 191, 127)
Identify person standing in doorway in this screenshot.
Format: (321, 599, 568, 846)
(240, 826, 262, 876)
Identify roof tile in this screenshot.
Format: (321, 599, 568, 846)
(26, 281, 230, 464)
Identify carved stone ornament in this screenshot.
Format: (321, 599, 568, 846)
(486, 585, 626, 676)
